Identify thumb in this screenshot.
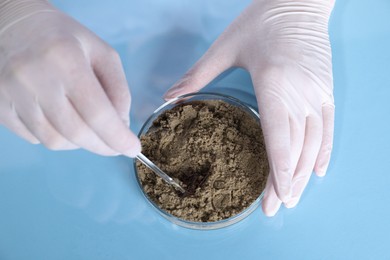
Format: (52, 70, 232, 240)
(164, 41, 235, 100)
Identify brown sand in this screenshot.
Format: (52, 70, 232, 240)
(136, 100, 269, 222)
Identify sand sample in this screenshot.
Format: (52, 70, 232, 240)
(136, 100, 269, 222)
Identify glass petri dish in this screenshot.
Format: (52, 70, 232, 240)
(133, 92, 265, 230)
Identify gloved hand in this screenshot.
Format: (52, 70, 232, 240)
(0, 0, 140, 157)
(164, 0, 335, 216)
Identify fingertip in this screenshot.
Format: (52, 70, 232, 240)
(278, 193, 292, 204)
(271, 167, 293, 203)
(123, 135, 141, 158)
(261, 180, 282, 217)
(262, 204, 277, 217)
(21, 132, 40, 144)
(315, 168, 327, 177)
(262, 197, 281, 217)
(30, 138, 41, 145)
(163, 92, 176, 101)
(315, 171, 326, 178)
(164, 48, 231, 100)
(273, 182, 292, 203)
(284, 197, 299, 209)
(314, 103, 334, 177)
(163, 84, 186, 101)
(314, 157, 330, 177)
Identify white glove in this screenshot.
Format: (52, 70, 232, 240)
(164, 0, 335, 216)
(0, 0, 140, 157)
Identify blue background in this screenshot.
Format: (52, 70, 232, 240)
(1, 0, 389, 259)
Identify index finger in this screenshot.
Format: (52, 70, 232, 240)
(66, 68, 141, 157)
(257, 95, 292, 202)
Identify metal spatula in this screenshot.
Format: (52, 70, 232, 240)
(136, 153, 185, 193)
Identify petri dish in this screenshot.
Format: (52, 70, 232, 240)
(133, 92, 266, 230)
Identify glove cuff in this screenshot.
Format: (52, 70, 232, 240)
(0, 0, 54, 35)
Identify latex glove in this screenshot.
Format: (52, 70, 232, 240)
(164, 0, 335, 216)
(0, 0, 140, 157)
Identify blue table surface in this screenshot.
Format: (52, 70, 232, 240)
(1, 1, 389, 259)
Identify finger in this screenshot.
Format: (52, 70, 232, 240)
(285, 115, 323, 209)
(93, 46, 131, 126)
(261, 175, 282, 217)
(15, 104, 78, 151)
(66, 69, 141, 157)
(40, 96, 119, 156)
(256, 95, 292, 203)
(163, 41, 235, 100)
(314, 104, 335, 177)
(289, 113, 306, 174)
(1, 112, 40, 144)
